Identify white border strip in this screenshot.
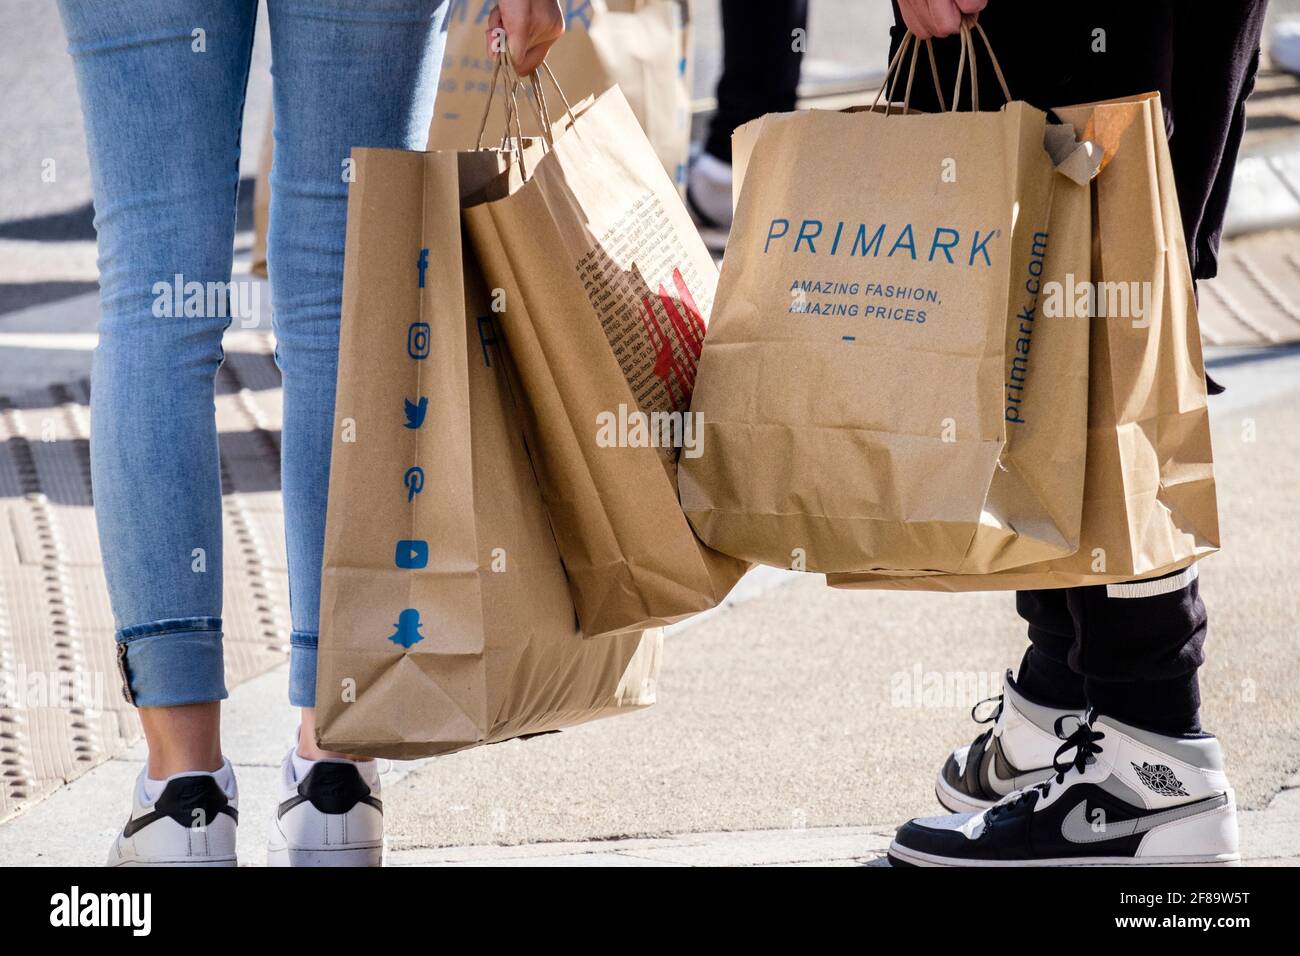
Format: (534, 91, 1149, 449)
(1105, 563, 1199, 599)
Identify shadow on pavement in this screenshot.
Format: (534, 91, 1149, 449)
(0, 279, 100, 316)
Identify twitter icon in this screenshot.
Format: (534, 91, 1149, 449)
(403, 397, 428, 429)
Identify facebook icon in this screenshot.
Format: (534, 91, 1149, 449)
(417, 248, 429, 288)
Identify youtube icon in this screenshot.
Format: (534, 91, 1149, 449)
(394, 539, 429, 570)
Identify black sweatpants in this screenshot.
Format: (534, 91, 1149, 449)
(888, 0, 1268, 735)
(704, 0, 808, 164)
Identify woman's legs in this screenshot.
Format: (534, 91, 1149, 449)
(57, 0, 259, 776)
(139, 702, 223, 777)
(263, 0, 448, 753)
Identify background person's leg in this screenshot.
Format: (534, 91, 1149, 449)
(704, 0, 808, 164)
(690, 0, 807, 229)
(56, 0, 259, 774)
(264, 0, 449, 753)
(1170, 1, 1268, 283)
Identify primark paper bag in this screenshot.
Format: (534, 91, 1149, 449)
(831, 92, 1219, 591)
(681, 49, 1094, 575)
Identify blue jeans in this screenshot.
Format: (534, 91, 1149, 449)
(57, 0, 449, 708)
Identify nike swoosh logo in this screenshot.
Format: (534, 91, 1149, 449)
(1061, 793, 1229, 844)
(983, 737, 1052, 792)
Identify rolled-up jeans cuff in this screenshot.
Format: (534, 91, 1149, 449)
(289, 632, 318, 708)
(116, 618, 226, 707)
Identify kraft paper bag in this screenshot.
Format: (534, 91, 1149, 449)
(830, 92, 1219, 592)
(316, 146, 660, 757)
(680, 37, 1097, 576)
(464, 84, 747, 639)
(594, 0, 693, 188)
(430, 0, 691, 188)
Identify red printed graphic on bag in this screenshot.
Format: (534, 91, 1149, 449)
(640, 268, 707, 410)
(577, 195, 716, 419)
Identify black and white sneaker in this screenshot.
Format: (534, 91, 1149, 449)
(267, 749, 384, 867)
(106, 762, 238, 867)
(891, 713, 1239, 866)
(937, 671, 1085, 812)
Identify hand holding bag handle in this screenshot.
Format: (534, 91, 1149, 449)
(954, 17, 1012, 112)
(474, 45, 526, 152)
(872, 30, 948, 115)
(474, 32, 580, 179)
(473, 39, 541, 177)
(876, 17, 1012, 116)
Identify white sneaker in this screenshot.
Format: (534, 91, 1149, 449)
(686, 150, 734, 252)
(936, 670, 1086, 812)
(266, 749, 384, 867)
(106, 761, 239, 867)
(1271, 20, 1300, 76)
(893, 713, 1239, 866)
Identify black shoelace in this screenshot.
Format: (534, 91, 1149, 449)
(986, 715, 1106, 818)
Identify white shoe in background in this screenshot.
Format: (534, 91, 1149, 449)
(687, 150, 736, 246)
(1271, 20, 1300, 75)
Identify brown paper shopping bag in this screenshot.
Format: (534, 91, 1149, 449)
(591, 0, 692, 188)
(316, 146, 659, 757)
(430, 0, 691, 187)
(830, 92, 1219, 592)
(680, 29, 1095, 576)
(464, 81, 746, 639)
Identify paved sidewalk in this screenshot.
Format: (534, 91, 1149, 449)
(386, 786, 1300, 866)
(4, 653, 1298, 866)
